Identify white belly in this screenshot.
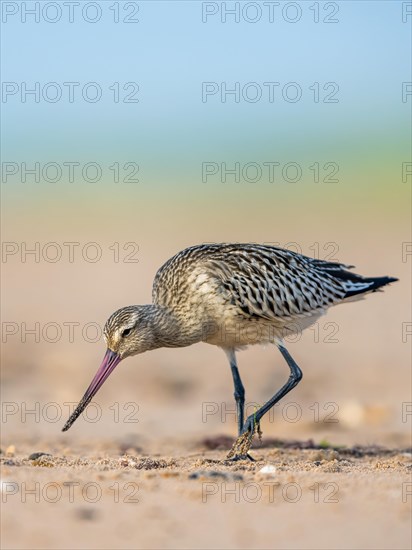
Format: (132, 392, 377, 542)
(202, 309, 326, 348)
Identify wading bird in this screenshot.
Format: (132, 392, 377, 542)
(62, 243, 397, 459)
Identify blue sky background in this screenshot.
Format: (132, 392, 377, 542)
(2, 0, 410, 187)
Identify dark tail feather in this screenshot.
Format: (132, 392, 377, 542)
(343, 276, 398, 299)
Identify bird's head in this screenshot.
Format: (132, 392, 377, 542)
(103, 305, 159, 359)
(62, 304, 161, 432)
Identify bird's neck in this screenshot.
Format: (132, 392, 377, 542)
(146, 304, 202, 349)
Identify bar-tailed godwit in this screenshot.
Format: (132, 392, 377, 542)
(62, 243, 398, 458)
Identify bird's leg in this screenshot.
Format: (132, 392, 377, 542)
(228, 352, 245, 436)
(227, 344, 303, 460)
(241, 345, 303, 437)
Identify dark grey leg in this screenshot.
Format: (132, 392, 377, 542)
(241, 344, 303, 436)
(226, 350, 245, 435)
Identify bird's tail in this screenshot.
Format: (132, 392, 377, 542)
(342, 276, 398, 299)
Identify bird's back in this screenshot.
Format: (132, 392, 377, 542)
(152, 243, 396, 331)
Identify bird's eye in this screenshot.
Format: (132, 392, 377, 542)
(121, 328, 132, 338)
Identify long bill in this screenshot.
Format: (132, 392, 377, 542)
(62, 349, 122, 432)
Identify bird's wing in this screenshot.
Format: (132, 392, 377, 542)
(152, 243, 378, 320)
(205, 245, 353, 321)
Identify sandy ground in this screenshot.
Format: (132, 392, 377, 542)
(1, 435, 411, 550)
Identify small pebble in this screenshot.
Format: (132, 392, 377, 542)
(28, 452, 51, 461)
(119, 457, 137, 467)
(259, 465, 277, 474)
(30, 455, 55, 468)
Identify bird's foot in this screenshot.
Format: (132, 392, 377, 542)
(226, 419, 256, 460)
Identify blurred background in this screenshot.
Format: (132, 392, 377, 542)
(1, 0, 411, 450)
(1, 0, 411, 536)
